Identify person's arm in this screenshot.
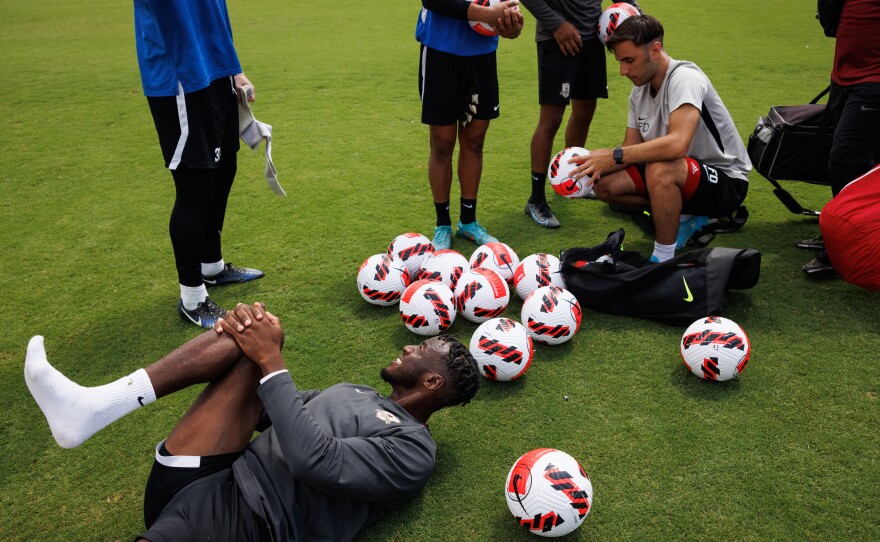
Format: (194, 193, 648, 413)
(258, 374, 436, 501)
(519, 0, 564, 31)
(423, 0, 521, 26)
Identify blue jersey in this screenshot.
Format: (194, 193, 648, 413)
(134, 0, 242, 97)
(415, 7, 498, 57)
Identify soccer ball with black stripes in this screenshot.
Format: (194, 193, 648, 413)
(521, 286, 582, 345)
(548, 147, 594, 198)
(356, 253, 411, 307)
(469, 241, 520, 284)
(399, 280, 457, 336)
(505, 448, 593, 537)
(680, 316, 751, 381)
(597, 2, 640, 45)
(388, 232, 434, 280)
(469, 317, 534, 381)
(513, 253, 566, 301)
(419, 249, 469, 291)
(454, 267, 510, 323)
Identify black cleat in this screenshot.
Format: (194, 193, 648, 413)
(178, 297, 227, 329)
(203, 263, 265, 286)
(802, 250, 836, 278)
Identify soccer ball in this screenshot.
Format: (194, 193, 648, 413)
(356, 253, 411, 306)
(680, 316, 751, 381)
(468, 0, 500, 36)
(419, 249, 469, 291)
(469, 317, 534, 381)
(548, 147, 594, 198)
(505, 448, 593, 537)
(454, 267, 510, 323)
(388, 232, 434, 279)
(597, 2, 640, 45)
(399, 280, 457, 336)
(521, 286, 582, 345)
(513, 253, 566, 301)
(469, 241, 520, 284)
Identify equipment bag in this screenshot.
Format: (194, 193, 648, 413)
(821, 163, 880, 292)
(747, 87, 834, 216)
(560, 229, 761, 326)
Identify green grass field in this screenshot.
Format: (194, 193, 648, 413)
(1, 1, 878, 540)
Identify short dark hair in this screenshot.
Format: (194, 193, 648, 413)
(606, 14, 664, 52)
(436, 334, 480, 406)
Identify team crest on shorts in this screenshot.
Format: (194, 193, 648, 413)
(375, 409, 401, 425)
(560, 83, 570, 99)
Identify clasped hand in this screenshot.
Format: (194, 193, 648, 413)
(215, 302, 286, 375)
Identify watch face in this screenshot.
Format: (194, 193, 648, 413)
(613, 148, 623, 164)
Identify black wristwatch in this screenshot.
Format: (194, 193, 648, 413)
(613, 146, 624, 165)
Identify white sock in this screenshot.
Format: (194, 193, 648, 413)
(180, 284, 209, 310)
(201, 259, 225, 278)
(24, 336, 157, 449)
(651, 241, 676, 263)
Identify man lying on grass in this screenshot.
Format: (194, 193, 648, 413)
(25, 302, 480, 542)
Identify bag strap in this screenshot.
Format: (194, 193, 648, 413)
(810, 85, 831, 104)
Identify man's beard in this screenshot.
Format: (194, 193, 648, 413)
(380, 366, 418, 388)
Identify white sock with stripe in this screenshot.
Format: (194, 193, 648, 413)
(24, 336, 157, 449)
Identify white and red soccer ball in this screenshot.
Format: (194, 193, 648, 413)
(468, 0, 501, 36)
(388, 232, 434, 280)
(356, 253, 411, 307)
(548, 147, 594, 198)
(513, 253, 566, 301)
(454, 267, 510, 323)
(469, 318, 534, 381)
(680, 316, 751, 382)
(399, 280, 457, 336)
(597, 2, 640, 45)
(505, 448, 593, 537)
(521, 286, 582, 345)
(419, 249, 469, 291)
(469, 241, 520, 284)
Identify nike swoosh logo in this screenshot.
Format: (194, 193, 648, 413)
(181, 310, 202, 326)
(493, 105, 500, 111)
(682, 277, 694, 302)
(861, 105, 878, 111)
(137, 396, 145, 406)
(463, 204, 474, 208)
(638, 116, 648, 121)
(203, 277, 217, 285)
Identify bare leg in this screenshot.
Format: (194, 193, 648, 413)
(644, 160, 689, 245)
(565, 98, 597, 148)
(458, 119, 490, 200)
(428, 124, 457, 204)
(530, 104, 565, 174)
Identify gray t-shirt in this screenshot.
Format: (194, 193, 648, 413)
(627, 59, 751, 180)
(233, 375, 437, 541)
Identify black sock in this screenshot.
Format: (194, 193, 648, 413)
(529, 171, 547, 203)
(434, 201, 451, 227)
(460, 198, 477, 224)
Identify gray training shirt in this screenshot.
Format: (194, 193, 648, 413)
(232, 374, 437, 541)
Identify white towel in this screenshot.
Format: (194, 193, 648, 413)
(238, 85, 285, 197)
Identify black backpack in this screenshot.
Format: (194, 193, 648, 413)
(560, 229, 761, 326)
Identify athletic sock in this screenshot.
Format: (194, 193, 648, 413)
(434, 201, 451, 227)
(460, 198, 477, 224)
(201, 259, 225, 278)
(24, 336, 157, 449)
(529, 171, 547, 203)
(651, 241, 676, 263)
(180, 284, 209, 310)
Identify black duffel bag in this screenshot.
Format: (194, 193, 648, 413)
(560, 229, 761, 326)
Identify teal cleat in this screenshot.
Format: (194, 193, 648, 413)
(675, 215, 709, 249)
(432, 225, 452, 250)
(456, 220, 498, 246)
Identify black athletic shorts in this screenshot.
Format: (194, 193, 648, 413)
(626, 158, 748, 216)
(537, 37, 608, 105)
(419, 44, 500, 125)
(140, 441, 268, 542)
(147, 76, 240, 170)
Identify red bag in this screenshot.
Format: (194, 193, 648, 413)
(821, 164, 880, 291)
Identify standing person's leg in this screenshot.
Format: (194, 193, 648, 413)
(565, 98, 597, 148)
(829, 82, 880, 195)
(456, 119, 498, 244)
(24, 324, 259, 449)
(428, 123, 458, 251)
